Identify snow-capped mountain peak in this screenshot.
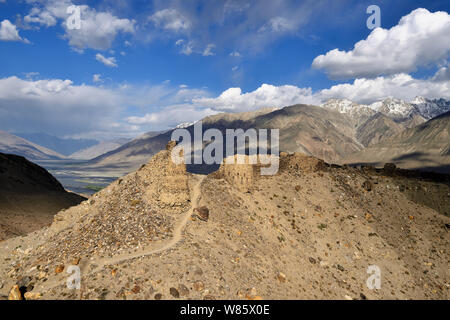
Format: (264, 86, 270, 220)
(410, 96, 450, 120)
(175, 122, 194, 129)
(369, 98, 416, 118)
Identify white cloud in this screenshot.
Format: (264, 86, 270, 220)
(95, 53, 117, 67)
(193, 84, 319, 112)
(1, 70, 448, 140)
(0, 76, 128, 139)
(317, 73, 450, 104)
(0, 75, 213, 139)
(230, 51, 241, 57)
(312, 8, 450, 79)
(259, 16, 296, 33)
(192, 73, 449, 113)
(24, 1, 135, 50)
(0, 20, 28, 42)
(127, 104, 216, 126)
(149, 9, 191, 32)
(143, 0, 327, 56)
(24, 6, 58, 27)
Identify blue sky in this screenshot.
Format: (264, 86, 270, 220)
(0, 0, 449, 139)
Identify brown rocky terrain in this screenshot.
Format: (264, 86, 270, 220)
(0, 153, 85, 241)
(0, 143, 448, 300)
(345, 112, 450, 173)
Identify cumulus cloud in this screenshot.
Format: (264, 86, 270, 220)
(193, 84, 319, 112)
(312, 8, 450, 79)
(95, 53, 118, 67)
(317, 73, 450, 104)
(24, 0, 135, 50)
(0, 20, 28, 42)
(192, 73, 449, 113)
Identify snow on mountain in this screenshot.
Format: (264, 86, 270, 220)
(175, 122, 194, 129)
(369, 98, 417, 119)
(321, 99, 376, 125)
(411, 96, 450, 120)
(322, 97, 450, 123)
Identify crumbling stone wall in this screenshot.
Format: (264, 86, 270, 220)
(141, 141, 190, 211)
(214, 155, 262, 192)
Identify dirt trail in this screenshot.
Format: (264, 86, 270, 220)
(91, 174, 204, 272)
(32, 174, 204, 293)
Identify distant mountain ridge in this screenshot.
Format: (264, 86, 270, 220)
(344, 111, 450, 173)
(86, 97, 450, 175)
(0, 131, 65, 160)
(70, 138, 130, 160)
(321, 96, 450, 125)
(14, 132, 98, 156)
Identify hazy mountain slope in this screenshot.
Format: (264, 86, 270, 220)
(86, 131, 171, 175)
(87, 98, 450, 176)
(1, 146, 448, 300)
(0, 153, 85, 240)
(345, 112, 450, 173)
(15, 132, 97, 156)
(250, 105, 362, 163)
(88, 105, 361, 173)
(69, 139, 129, 160)
(0, 131, 65, 160)
(356, 113, 405, 147)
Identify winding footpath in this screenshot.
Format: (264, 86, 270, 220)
(36, 174, 205, 294)
(92, 174, 205, 272)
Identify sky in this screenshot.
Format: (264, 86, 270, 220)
(0, 0, 449, 140)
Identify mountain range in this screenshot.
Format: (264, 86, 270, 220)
(0, 130, 65, 160)
(86, 96, 450, 174)
(14, 132, 98, 156)
(1, 96, 449, 174)
(345, 111, 450, 173)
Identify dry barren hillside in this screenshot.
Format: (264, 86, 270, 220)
(345, 112, 450, 173)
(0, 153, 85, 241)
(0, 143, 449, 300)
